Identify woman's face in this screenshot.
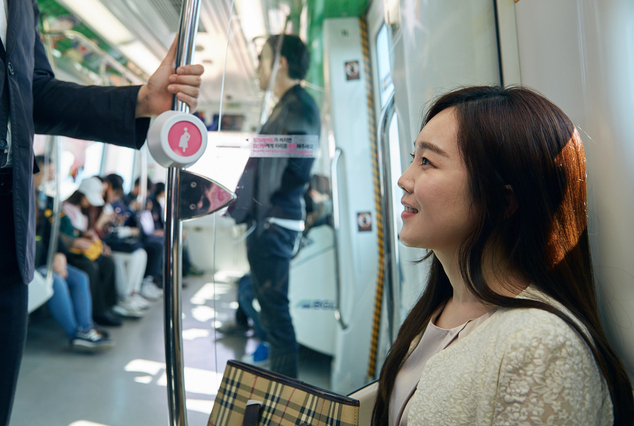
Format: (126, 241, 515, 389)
(397, 107, 477, 253)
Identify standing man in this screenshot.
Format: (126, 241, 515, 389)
(0, 1, 204, 423)
(228, 34, 320, 378)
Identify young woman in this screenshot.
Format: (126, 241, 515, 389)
(373, 86, 633, 425)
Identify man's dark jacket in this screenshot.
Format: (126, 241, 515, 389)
(7, 0, 149, 284)
(228, 84, 320, 234)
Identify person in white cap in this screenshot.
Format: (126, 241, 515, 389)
(64, 177, 106, 230)
(100, 174, 153, 315)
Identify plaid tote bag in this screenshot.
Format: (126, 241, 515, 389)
(208, 360, 360, 426)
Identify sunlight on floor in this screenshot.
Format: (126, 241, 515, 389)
(214, 270, 246, 283)
(192, 305, 216, 322)
(186, 399, 216, 414)
(125, 359, 224, 396)
(190, 282, 233, 305)
(183, 328, 211, 340)
(69, 422, 110, 426)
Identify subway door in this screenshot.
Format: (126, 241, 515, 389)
(511, 0, 634, 379)
(321, 17, 380, 394)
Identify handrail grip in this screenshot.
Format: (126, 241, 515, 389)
(377, 92, 400, 343)
(41, 27, 62, 287)
(330, 148, 348, 330)
(43, 137, 62, 286)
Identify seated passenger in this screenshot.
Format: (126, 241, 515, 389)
(37, 252, 114, 352)
(61, 177, 142, 324)
(33, 157, 113, 351)
(149, 182, 165, 233)
(100, 174, 151, 314)
(373, 86, 632, 425)
(124, 176, 154, 212)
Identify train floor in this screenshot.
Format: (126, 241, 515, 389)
(12, 272, 331, 426)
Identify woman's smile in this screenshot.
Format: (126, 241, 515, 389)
(402, 203, 419, 218)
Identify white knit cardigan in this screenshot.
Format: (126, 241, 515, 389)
(407, 288, 613, 425)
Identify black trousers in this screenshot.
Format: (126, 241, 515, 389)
(0, 171, 28, 426)
(142, 234, 163, 280)
(67, 254, 117, 317)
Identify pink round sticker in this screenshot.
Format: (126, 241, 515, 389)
(168, 121, 202, 157)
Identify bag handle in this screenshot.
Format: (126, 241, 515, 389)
(242, 400, 263, 426)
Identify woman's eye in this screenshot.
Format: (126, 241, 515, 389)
(410, 153, 431, 167)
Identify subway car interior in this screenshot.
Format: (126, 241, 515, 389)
(13, 0, 634, 425)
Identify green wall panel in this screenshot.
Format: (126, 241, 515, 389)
(304, 0, 370, 106)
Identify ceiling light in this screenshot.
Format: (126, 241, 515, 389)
(58, 0, 134, 44)
(59, 0, 161, 76)
(234, 0, 266, 44)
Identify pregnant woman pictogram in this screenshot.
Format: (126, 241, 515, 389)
(179, 127, 191, 153)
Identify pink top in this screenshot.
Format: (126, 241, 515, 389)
(62, 202, 88, 233)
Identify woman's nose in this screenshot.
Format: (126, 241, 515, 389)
(397, 171, 412, 194)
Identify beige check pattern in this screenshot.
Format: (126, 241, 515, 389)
(208, 361, 359, 426)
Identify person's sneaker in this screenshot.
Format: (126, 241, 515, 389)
(93, 325, 110, 339)
(141, 279, 163, 301)
(71, 328, 115, 353)
(241, 342, 270, 368)
(112, 299, 146, 318)
(215, 320, 250, 336)
(130, 293, 151, 310)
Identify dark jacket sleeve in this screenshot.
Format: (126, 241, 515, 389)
(277, 102, 319, 192)
(30, 6, 149, 149)
(32, 80, 150, 150)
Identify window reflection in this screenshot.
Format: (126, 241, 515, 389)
(377, 25, 394, 107)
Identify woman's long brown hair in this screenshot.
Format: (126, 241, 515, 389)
(372, 86, 633, 425)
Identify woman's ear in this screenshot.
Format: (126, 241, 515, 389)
(504, 185, 517, 218)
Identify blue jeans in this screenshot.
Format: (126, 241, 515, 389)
(247, 223, 300, 378)
(237, 274, 267, 341)
(40, 265, 94, 339)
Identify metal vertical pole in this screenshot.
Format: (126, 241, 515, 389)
(41, 27, 63, 286)
(44, 136, 62, 285)
(139, 148, 148, 211)
(164, 1, 201, 426)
